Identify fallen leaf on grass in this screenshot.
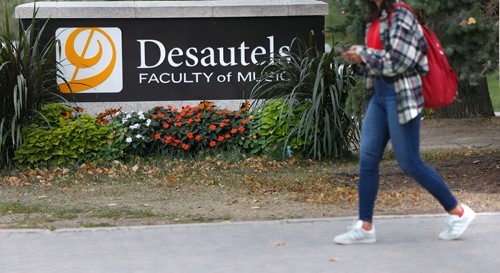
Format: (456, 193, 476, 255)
(7, 176, 22, 186)
(142, 167, 160, 175)
(107, 169, 117, 178)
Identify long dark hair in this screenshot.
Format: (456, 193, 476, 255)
(366, 0, 397, 22)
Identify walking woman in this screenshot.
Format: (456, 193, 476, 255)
(334, 0, 475, 244)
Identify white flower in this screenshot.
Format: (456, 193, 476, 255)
(129, 123, 140, 130)
(135, 134, 143, 139)
(126, 137, 133, 143)
(139, 113, 145, 120)
(125, 113, 132, 119)
(146, 119, 151, 127)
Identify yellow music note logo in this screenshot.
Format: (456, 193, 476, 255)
(58, 28, 117, 93)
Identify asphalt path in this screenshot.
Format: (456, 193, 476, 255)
(1, 213, 499, 273)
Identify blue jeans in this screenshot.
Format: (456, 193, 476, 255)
(358, 77, 458, 222)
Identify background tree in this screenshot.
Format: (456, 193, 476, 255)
(329, 0, 499, 118)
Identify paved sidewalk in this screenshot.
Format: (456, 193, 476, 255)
(1, 213, 499, 273)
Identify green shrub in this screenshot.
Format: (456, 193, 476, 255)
(250, 35, 361, 160)
(0, 7, 61, 169)
(15, 102, 255, 166)
(14, 103, 114, 166)
(14, 117, 110, 166)
(97, 120, 128, 161)
(35, 103, 80, 126)
(249, 99, 310, 155)
(238, 122, 266, 156)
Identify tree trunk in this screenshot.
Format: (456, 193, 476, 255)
(435, 77, 495, 118)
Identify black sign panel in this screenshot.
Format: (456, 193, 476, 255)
(28, 16, 324, 102)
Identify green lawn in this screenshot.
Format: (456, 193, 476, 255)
(488, 69, 500, 112)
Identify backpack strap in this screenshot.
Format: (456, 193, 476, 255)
(388, 3, 418, 25)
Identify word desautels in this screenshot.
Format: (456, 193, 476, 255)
(137, 36, 289, 69)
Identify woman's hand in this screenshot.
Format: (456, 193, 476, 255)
(342, 45, 363, 64)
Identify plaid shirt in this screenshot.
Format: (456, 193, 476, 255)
(357, 1, 429, 124)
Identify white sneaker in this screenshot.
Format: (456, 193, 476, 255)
(334, 220, 376, 245)
(439, 204, 476, 240)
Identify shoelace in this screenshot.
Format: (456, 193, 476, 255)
(444, 221, 454, 233)
(444, 216, 461, 233)
(346, 220, 360, 230)
(343, 221, 369, 239)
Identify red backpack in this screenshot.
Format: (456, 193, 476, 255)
(389, 3, 458, 109)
